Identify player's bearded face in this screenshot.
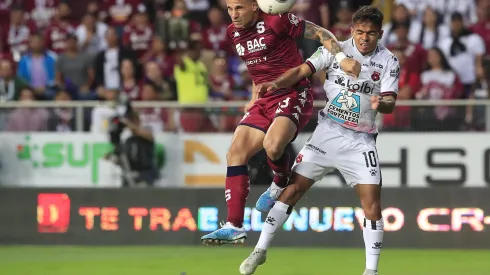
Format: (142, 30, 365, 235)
(226, 0, 259, 28)
(351, 22, 383, 55)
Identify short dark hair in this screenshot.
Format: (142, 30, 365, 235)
(352, 6, 384, 29)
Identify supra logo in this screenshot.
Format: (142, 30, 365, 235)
(247, 37, 267, 53)
(225, 189, 232, 201)
(266, 216, 276, 226)
(236, 43, 245, 56)
(373, 242, 383, 249)
(390, 66, 400, 78)
(370, 169, 377, 176)
(37, 193, 71, 233)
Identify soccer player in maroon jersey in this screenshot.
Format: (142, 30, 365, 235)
(201, 0, 361, 245)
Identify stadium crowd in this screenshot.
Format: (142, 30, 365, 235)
(0, 0, 489, 132)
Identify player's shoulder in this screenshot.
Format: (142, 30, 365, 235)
(374, 44, 399, 65)
(226, 23, 236, 37)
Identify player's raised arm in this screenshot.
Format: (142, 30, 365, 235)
(256, 63, 313, 94)
(303, 21, 361, 78)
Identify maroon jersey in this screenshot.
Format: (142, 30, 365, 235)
(202, 25, 234, 56)
(0, 0, 22, 26)
(23, 0, 59, 29)
(2, 23, 36, 57)
(122, 24, 153, 59)
(227, 12, 308, 91)
(44, 20, 75, 54)
(104, 0, 139, 27)
(387, 42, 427, 73)
(121, 80, 142, 100)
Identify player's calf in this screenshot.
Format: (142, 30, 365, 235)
(356, 184, 383, 274)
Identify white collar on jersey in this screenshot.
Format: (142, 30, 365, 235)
(350, 38, 380, 57)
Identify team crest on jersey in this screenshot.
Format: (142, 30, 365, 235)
(371, 71, 381, 82)
(288, 14, 299, 26)
(295, 154, 303, 163)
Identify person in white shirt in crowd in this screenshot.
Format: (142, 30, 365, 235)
(239, 6, 399, 275)
(408, 7, 451, 50)
(427, 0, 478, 26)
(394, 0, 428, 21)
(380, 3, 416, 46)
(90, 88, 119, 134)
(76, 13, 108, 56)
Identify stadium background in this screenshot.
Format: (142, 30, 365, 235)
(1, 0, 490, 274)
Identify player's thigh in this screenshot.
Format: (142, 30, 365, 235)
(291, 126, 335, 183)
(263, 116, 297, 156)
(227, 125, 265, 166)
(336, 140, 381, 188)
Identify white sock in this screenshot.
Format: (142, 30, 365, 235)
(363, 218, 384, 271)
(256, 201, 291, 250)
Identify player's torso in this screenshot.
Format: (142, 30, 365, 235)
(323, 40, 392, 133)
(229, 17, 303, 85)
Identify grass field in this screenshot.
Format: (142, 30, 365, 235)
(1, 246, 489, 275)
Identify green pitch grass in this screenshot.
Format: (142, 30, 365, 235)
(0, 246, 488, 275)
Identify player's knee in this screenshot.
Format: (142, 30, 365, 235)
(263, 137, 284, 161)
(361, 199, 382, 221)
(226, 145, 249, 166)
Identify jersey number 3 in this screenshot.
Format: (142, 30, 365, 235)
(256, 21, 265, 34)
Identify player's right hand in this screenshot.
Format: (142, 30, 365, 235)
(256, 82, 278, 97)
(244, 99, 255, 112)
(340, 58, 362, 78)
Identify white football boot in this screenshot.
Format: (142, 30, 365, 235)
(239, 248, 267, 275)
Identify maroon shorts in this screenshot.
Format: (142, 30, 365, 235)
(239, 87, 313, 138)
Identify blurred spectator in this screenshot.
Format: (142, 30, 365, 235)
(408, 7, 450, 50)
(155, 0, 201, 51)
(120, 58, 142, 100)
(438, 12, 485, 98)
(17, 33, 57, 99)
(292, 0, 329, 58)
(145, 61, 174, 100)
(429, 0, 478, 26)
(469, 1, 490, 57)
(387, 22, 428, 73)
(123, 4, 153, 60)
(2, 6, 37, 62)
(201, 7, 233, 56)
(90, 88, 118, 134)
(413, 47, 463, 131)
(234, 62, 252, 97)
(382, 48, 420, 131)
(103, 0, 140, 33)
(330, 1, 354, 42)
(138, 81, 176, 132)
(209, 56, 235, 132)
(6, 87, 49, 131)
(395, 0, 427, 20)
(0, 0, 21, 27)
(44, 2, 75, 54)
(93, 26, 138, 95)
(140, 36, 176, 80)
(381, 3, 413, 46)
(174, 40, 209, 132)
(55, 33, 95, 100)
(23, 0, 59, 30)
(76, 13, 108, 56)
(183, 0, 210, 24)
(0, 59, 29, 101)
(47, 89, 75, 131)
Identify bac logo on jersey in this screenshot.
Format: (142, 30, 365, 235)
(371, 71, 381, 82)
(236, 43, 245, 56)
(327, 89, 361, 127)
(247, 37, 267, 53)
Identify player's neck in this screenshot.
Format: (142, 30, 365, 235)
(244, 12, 260, 29)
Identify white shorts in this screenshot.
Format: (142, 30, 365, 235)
(292, 115, 381, 187)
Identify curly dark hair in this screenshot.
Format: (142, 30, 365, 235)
(352, 5, 384, 29)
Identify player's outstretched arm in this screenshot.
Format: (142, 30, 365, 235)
(371, 95, 396, 114)
(303, 21, 361, 78)
(256, 64, 312, 95)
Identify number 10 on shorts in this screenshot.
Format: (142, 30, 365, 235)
(362, 151, 377, 168)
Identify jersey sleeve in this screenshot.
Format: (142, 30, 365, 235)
(305, 46, 333, 73)
(269, 13, 305, 38)
(381, 55, 400, 97)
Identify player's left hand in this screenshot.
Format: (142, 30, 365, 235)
(340, 58, 362, 78)
(256, 82, 278, 96)
(370, 95, 381, 110)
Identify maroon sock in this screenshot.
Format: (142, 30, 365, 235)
(225, 165, 249, 228)
(267, 151, 290, 188)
